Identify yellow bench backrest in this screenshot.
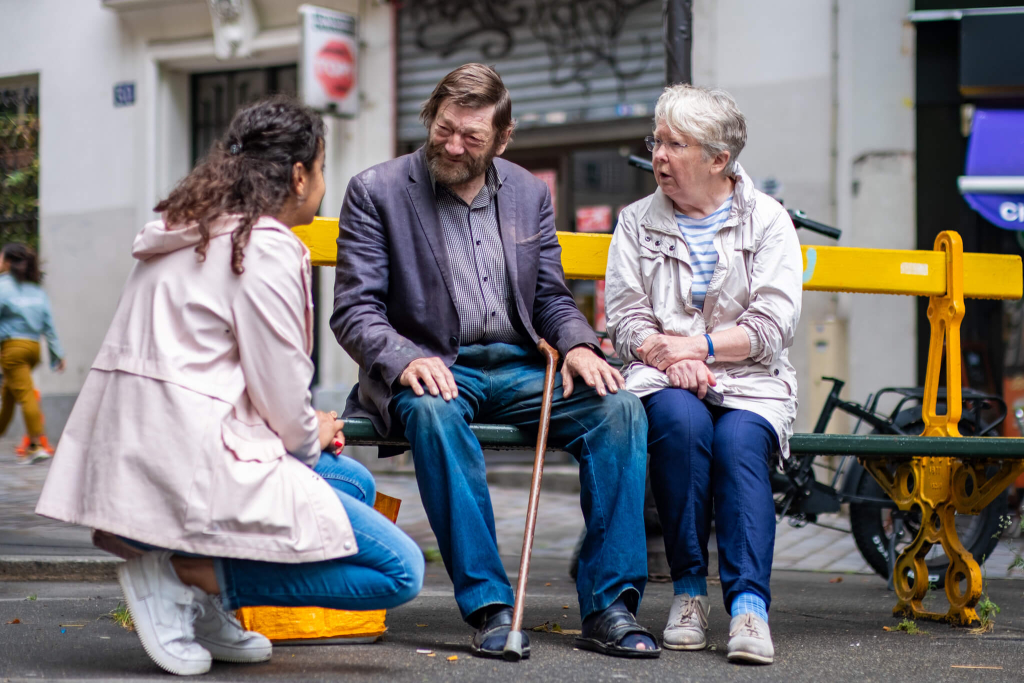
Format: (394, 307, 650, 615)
(294, 216, 1022, 300)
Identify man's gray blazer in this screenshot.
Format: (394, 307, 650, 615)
(331, 147, 600, 436)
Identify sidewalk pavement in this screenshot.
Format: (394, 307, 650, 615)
(3, 560, 1024, 682)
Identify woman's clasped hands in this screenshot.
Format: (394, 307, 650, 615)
(637, 333, 717, 399)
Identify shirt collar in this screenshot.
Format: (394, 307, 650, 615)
(431, 162, 502, 205)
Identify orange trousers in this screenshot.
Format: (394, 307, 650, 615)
(0, 339, 44, 438)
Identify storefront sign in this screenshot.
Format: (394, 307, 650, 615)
(961, 109, 1024, 230)
(299, 5, 358, 117)
(576, 205, 612, 233)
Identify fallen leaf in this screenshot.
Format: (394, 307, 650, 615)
(6, 618, 20, 624)
(882, 626, 891, 631)
(415, 623, 428, 628)
(447, 655, 458, 662)
(552, 623, 563, 633)
(530, 622, 552, 632)
(545, 582, 552, 587)
(428, 653, 436, 657)
(829, 577, 843, 584)
(562, 605, 570, 609)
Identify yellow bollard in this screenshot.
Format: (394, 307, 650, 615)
(235, 492, 402, 643)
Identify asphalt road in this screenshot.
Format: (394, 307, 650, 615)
(2, 559, 1023, 682)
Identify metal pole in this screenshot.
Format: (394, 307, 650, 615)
(664, 0, 693, 86)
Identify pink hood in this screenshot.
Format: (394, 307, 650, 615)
(132, 215, 289, 261)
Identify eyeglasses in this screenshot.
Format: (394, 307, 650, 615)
(644, 136, 691, 154)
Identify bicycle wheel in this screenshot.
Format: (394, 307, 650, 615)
(849, 462, 1008, 587)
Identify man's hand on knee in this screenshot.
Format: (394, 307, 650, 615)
(561, 346, 626, 399)
(400, 357, 459, 401)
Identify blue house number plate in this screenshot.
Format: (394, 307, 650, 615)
(114, 82, 135, 107)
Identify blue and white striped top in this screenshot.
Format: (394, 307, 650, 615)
(675, 196, 733, 310)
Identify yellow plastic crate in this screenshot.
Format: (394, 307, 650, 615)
(235, 493, 402, 644)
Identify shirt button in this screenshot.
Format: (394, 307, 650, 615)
(774, 369, 780, 376)
(655, 241, 661, 246)
(645, 236, 651, 242)
(344, 541, 353, 550)
(669, 245, 675, 251)
(491, 312, 496, 317)
(483, 276, 488, 282)
(476, 240, 481, 246)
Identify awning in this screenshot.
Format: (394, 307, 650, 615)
(958, 109, 1024, 230)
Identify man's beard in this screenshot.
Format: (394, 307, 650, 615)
(425, 137, 498, 188)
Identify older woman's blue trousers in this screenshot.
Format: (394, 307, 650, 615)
(642, 388, 778, 612)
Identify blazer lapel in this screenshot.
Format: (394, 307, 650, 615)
(406, 148, 458, 309)
(494, 160, 529, 325)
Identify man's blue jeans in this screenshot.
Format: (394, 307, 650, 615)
(642, 388, 778, 612)
(390, 343, 649, 622)
(217, 453, 424, 612)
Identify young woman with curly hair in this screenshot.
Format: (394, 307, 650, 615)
(36, 96, 423, 676)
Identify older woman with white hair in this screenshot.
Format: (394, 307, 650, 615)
(605, 84, 803, 665)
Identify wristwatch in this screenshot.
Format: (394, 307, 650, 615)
(704, 333, 716, 364)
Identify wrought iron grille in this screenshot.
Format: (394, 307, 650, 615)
(0, 83, 39, 249)
(191, 65, 298, 165)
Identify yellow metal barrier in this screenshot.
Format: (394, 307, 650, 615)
(300, 216, 1024, 627)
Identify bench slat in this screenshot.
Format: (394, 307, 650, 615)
(340, 417, 1024, 459)
(295, 218, 1022, 300)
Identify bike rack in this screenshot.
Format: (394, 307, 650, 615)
(860, 232, 1024, 626)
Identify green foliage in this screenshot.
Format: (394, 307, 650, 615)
(109, 602, 134, 631)
(895, 618, 926, 635)
(0, 111, 39, 249)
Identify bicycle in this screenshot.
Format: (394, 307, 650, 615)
(774, 377, 1009, 587)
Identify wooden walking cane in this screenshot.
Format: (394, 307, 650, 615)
(503, 339, 560, 661)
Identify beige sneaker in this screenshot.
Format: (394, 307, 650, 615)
(662, 594, 710, 650)
(727, 613, 774, 664)
(191, 588, 272, 663)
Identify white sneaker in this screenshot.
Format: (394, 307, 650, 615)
(662, 594, 710, 650)
(191, 588, 272, 663)
(27, 445, 51, 464)
(727, 613, 774, 665)
(116, 551, 212, 675)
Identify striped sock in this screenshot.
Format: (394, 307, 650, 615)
(731, 592, 768, 623)
(673, 575, 708, 597)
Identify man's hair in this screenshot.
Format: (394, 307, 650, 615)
(420, 63, 515, 137)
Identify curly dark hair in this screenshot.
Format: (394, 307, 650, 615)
(154, 95, 326, 274)
(2, 243, 42, 284)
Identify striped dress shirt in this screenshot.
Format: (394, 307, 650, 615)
(434, 164, 525, 346)
(675, 195, 733, 310)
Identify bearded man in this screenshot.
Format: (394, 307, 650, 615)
(332, 64, 656, 660)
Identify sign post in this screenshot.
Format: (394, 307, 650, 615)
(299, 4, 359, 117)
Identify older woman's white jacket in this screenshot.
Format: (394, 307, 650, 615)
(606, 163, 803, 457)
(35, 216, 356, 562)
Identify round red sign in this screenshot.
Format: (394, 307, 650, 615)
(315, 40, 355, 99)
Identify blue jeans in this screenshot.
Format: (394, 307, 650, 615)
(390, 343, 649, 621)
(642, 388, 778, 612)
(217, 453, 424, 611)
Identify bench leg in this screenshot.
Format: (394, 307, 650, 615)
(862, 457, 1024, 627)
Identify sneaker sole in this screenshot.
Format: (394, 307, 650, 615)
(727, 650, 774, 665)
(195, 639, 272, 664)
(117, 563, 212, 676)
(663, 639, 708, 651)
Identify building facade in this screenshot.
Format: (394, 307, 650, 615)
(0, 0, 922, 442)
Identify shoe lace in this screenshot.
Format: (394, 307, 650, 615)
(674, 598, 708, 630)
(729, 613, 761, 639)
(182, 597, 206, 641)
